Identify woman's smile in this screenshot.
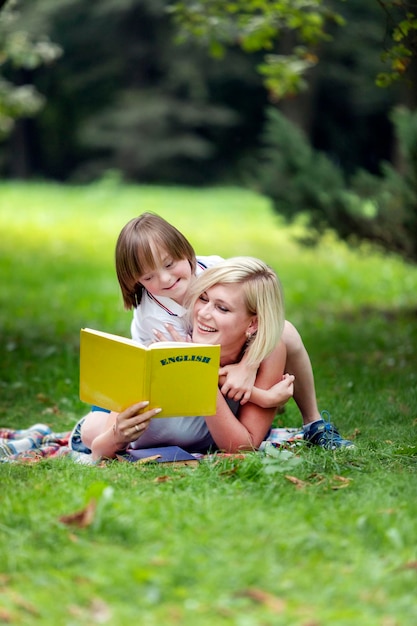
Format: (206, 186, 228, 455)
(192, 283, 257, 359)
(197, 322, 217, 333)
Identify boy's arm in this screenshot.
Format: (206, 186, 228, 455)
(250, 374, 295, 409)
(220, 339, 295, 408)
(219, 352, 259, 405)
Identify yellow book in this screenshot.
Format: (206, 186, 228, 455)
(79, 328, 221, 417)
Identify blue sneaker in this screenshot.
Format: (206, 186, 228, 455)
(303, 411, 354, 450)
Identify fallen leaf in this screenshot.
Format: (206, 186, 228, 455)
(285, 475, 308, 489)
(149, 557, 169, 566)
(237, 587, 286, 613)
(36, 393, 51, 404)
(59, 499, 96, 528)
(153, 475, 171, 483)
(397, 560, 417, 571)
(330, 475, 351, 489)
(219, 467, 239, 477)
(332, 475, 352, 488)
(9, 591, 39, 616)
(41, 406, 60, 415)
(307, 473, 326, 485)
(0, 608, 12, 623)
(135, 454, 162, 464)
(90, 598, 112, 622)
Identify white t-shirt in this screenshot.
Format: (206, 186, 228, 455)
(128, 415, 214, 452)
(129, 254, 223, 452)
(131, 255, 223, 345)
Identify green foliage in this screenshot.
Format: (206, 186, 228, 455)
(310, 0, 400, 177)
(169, 0, 343, 99)
(76, 88, 237, 183)
(375, 1, 417, 87)
(257, 49, 316, 99)
(1, 182, 417, 624)
(256, 106, 346, 229)
(257, 105, 417, 262)
(4, 0, 267, 183)
(169, 1, 417, 95)
(0, 0, 61, 139)
(0, 0, 406, 188)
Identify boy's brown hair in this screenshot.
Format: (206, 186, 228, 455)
(115, 213, 197, 309)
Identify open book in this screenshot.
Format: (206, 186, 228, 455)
(79, 328, 221, 417)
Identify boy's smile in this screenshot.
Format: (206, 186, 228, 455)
(139, 252, 193, 305)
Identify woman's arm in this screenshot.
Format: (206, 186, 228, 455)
(81, 402, 161, 461)
(205, 341, 287, 452)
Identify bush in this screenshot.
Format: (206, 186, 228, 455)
(257, 106, 417, 261)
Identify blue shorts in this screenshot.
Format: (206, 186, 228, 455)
(69, 407, 110, 455)
(68, 417, 92, 454)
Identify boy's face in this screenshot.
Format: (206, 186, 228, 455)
(138, 247, 193, 305)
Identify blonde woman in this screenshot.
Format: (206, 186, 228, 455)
(77, 257, 293, 460)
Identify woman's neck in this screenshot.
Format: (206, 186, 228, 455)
(220, 344, 246, 368)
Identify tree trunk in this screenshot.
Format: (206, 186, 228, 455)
(8, 119, 33, 179)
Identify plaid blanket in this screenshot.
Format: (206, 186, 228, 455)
(0, 424, 303, 463)
(0, 424, 72, 463)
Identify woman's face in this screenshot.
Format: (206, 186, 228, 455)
(192, 283, 257, 357)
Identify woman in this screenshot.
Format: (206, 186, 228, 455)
(113, 212, 353, 448)
(74, 257, 293, 460)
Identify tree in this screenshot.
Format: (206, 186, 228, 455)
(170, 0, 417, 263)
(375, 1, 417, 89)
(0, 0, 61, 141)
(3, 0, 269, 183)
(1, 0, 414, 194)
(257, 106, 417, 262)
(169, 1, 417, 97)
(168, 0, 343, 100)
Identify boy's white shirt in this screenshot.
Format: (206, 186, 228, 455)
(129, 255, 223, 451)
(131, 255, 223, 345)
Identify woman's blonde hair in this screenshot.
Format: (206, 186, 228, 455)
(187, 256, 285, 366)
(115, 213, 196, 309)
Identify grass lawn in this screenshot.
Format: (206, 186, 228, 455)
(0, 180, 416, 625)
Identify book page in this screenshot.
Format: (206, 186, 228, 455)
(80, 329, 148, 411)
(148, 343, 221, 416)
(80, 328, 221, 416)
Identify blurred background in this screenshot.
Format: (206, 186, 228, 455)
(1, 0, 416, 263)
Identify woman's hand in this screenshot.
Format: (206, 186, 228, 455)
(112, 401, 161, 447)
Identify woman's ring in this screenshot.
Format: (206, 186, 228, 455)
(134, 424, 140, 432)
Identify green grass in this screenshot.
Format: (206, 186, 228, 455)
(1, 180, 416, 625)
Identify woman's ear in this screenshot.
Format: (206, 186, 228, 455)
(247, 317, 258, 334)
